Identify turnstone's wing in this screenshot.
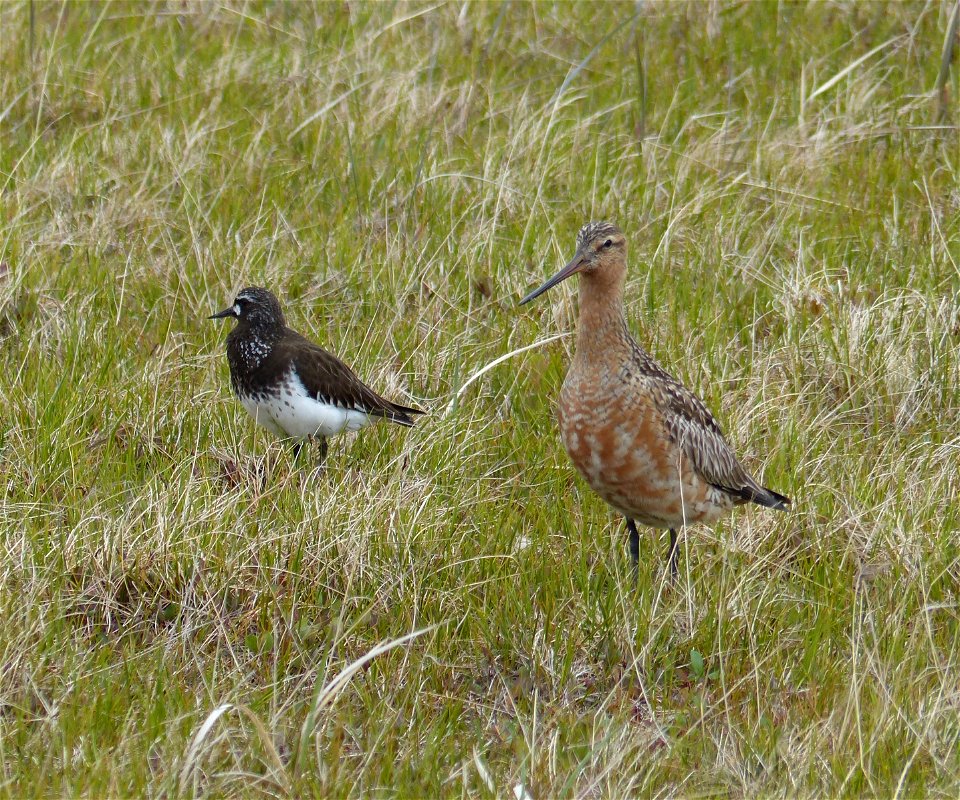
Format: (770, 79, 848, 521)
(278, 331, 424, 426)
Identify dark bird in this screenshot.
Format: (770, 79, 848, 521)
(210, 286, 423, 460)
(519, 222, 789, 578)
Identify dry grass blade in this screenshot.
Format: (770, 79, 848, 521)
(178, 703, 233, 792)
(936, 0, 960, 120)
(513, 781, 534, 800)
(288, 79, 376, 140)
(291, 625, 438, 775)
(313, 625, 436, 712)
(807, 35, 906, 102)
(177, 702, 290, 795)
(472, 747, 496, 794)
(444, 333, 570, 416)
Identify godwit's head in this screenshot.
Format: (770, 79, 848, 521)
(519, 221, 626, 305)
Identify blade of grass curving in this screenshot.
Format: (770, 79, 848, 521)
(177, 702, 290, 795)
(444, 333, 569, 417)
(292, 624, 437, 777)
(807, 35, 905, 102)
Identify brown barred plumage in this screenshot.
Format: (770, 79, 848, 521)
(520, 222, 789, 578)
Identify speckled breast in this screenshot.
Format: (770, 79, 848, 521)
(557, 372, 732, 529)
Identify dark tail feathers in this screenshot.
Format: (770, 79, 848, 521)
(384, 402, 426, 427)
(744, 485, 791, 510)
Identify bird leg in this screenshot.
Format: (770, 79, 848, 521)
(290, 438, 327, 469)
(667, 529, 679, 581)
(626, 518, 640, 577)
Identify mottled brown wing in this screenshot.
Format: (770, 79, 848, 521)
(666, 410, 755, 499)
(276, 331, 422, 425)
(659, 381, 789, 507)
(634, 360, 765, 503)
(623, 334, 788, 509)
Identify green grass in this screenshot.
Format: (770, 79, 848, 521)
(2, 0, 960, 795)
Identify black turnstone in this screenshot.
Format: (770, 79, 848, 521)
(210, 286, 424, 458)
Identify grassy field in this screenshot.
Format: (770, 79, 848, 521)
(2, 0, 960, 796)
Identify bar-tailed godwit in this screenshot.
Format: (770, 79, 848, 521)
(520, 222, 789, 577)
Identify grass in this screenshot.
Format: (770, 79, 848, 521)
(1, 0, 960, 795)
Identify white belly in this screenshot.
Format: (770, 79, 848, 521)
(240, 372, 374, 439)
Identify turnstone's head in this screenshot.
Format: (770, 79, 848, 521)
(209, 286, 286, 330)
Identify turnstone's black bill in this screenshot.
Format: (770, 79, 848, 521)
(210, 287, 424, 453)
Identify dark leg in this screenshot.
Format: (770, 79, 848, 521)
(626, 518, 640, 575)
(317, 437, 328, 466)
(667, 529, 679, 581)
(291, 440, 303, 460)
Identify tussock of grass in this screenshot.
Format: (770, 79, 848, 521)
(1, 1, 959, 795)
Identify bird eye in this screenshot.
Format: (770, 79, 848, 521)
(603, 239, 613, 248)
